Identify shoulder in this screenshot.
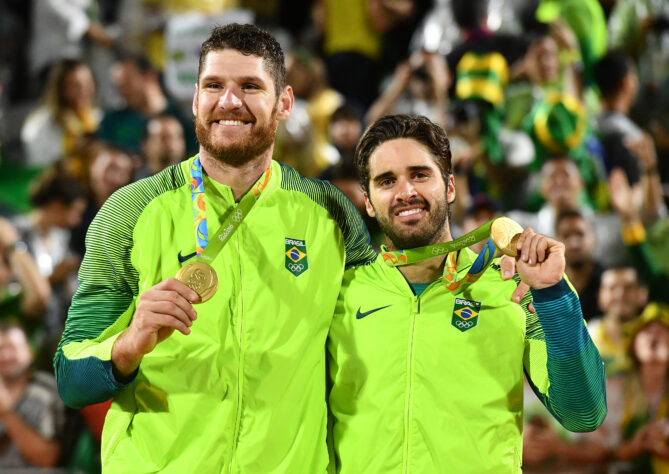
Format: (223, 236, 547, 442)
(90, 163, 187, 244)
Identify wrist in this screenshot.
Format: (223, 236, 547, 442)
(3, 240, 28, 261)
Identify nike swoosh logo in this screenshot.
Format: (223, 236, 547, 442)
(356, 305, 392, 320)
(177, 251, 197, 263)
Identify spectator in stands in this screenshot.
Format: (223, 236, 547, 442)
(555, 209, 604, 321)
(589, 266, 648, 376)
(0, 218, 51, 328)
(0, 322, 65, 468)
(315, 0, 415, 109)
(509, 156, 624, 267)
(11, 168, 86, 369)
(97, 53, 196, 156)
(328, 103, 363, 166)
(27, 0, 114, 87)
(70, 143, 134, 259)
(594, 49, 660, 204)
(275, 48, 343, 177)
(613, 303, 669, 472)
(135, 114, 186, 180)
(366, 50, 450, 128)
(609, 167, 669, 303)
(21, 59, 101, 167)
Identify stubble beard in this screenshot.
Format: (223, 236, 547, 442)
(195, 107, 278, 166)
(376, 198, 450, 250)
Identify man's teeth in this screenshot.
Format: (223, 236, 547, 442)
(219, 120, 245, 125)
(398, 208, 422, 216)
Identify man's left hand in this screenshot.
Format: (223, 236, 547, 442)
(514, 228, 565, 289)
(500, 256, 535, 312)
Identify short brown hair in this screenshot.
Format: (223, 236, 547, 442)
(355, 114, 453, 194)
(198, 23, 286, 96)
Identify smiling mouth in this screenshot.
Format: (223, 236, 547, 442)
(218, 120, 248, 126)
(394, 205, 427, 219)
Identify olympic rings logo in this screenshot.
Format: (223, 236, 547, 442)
(288, 263, 304, 272)
(232, 210, 243, 222)
(431, 246, 447, 255)
(455, 320, 474, 329)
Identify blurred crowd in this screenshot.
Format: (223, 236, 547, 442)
(0, 0, 668, 472)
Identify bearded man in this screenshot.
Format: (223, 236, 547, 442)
(55, 24, 375, 473)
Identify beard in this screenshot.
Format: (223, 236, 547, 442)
(195, 106, 278, 166)
(374, 197, 450, 250)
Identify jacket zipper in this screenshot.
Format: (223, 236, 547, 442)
(402, 295, 420, 474)
(228, 234, 245, 473)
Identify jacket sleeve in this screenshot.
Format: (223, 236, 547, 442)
(523, 279, 607, 432)
(54, 186, 149, 409)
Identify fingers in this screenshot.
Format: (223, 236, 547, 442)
(499, 255, 516, 280)
(155, 278, 200, 304)
(512, 281, 530, 304)
(134, 279, 200, 336)
(515, 228, 561, 265)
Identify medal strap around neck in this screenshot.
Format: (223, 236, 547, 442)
(381, 219, 495, 267)
(442, 238, 497, 295)
(189, 155, 272, 263)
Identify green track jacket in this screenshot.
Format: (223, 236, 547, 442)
(328, 249, 607, 473)
(55, 157, 376, 473)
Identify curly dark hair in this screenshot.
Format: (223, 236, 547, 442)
(354, 114, 452, 195)
(198, 23, 286, 96)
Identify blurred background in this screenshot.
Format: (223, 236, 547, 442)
(0, 0, 668, 472)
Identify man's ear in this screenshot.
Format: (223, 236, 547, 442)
(192, 84, 199, 117)
(447, 174, 456, 204)
(363, 192, 376, 218)
(276, 85, 294, 121)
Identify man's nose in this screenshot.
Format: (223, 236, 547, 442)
(218, 88, 243, 108)
(396, 179, 417, 201)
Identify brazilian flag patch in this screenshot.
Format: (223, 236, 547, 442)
(451, 297, 481, 333)
(285, 238, 309, 277)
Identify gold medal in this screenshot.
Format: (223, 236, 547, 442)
(490, 217, 523, 257)
(175, 261, 218, 303)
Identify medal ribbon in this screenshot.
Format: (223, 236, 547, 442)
(189, 155, 272, 264)
(381, 218, 501, 295)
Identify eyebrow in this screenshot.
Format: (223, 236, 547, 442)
(371, 165, 433, 183)
(200, 74, 267, 86)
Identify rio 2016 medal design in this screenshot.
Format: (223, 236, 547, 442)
(490, 217, 523, 257)
(175, 261, 218, 303)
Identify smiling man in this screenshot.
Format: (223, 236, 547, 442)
(54, 24, 375, 472)
(327, 114, 607, 473)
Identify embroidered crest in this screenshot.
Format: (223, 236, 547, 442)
(285, 238, 309, 277)
(451, 297, 481, 332)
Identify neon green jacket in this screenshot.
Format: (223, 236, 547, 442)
(328, 249, 606, 473)
(55, 157, 375, 473)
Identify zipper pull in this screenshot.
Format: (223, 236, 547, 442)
(412, 296, 420, 314)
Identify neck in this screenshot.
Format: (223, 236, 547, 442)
(199, 149, 273, 201)
(603, 95, 630, 115)
(1, 373, 28, 396)
(394, 226, 453, 284)
(31, 209, 50, 234)
(603, 315, 623, 344)
(640, 362, 667, 397)
(565, 260, 593, 291)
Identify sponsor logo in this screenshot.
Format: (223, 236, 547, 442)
(451, 297, 481, 333)
(177, 250, 197, 263)
(356, 305, 392, 320)
(285, 238, 308, 277)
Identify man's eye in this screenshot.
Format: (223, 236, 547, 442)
(378, 179, 393, 187)
(206, 83, 222, 90)
(243, 83, 260, 90)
